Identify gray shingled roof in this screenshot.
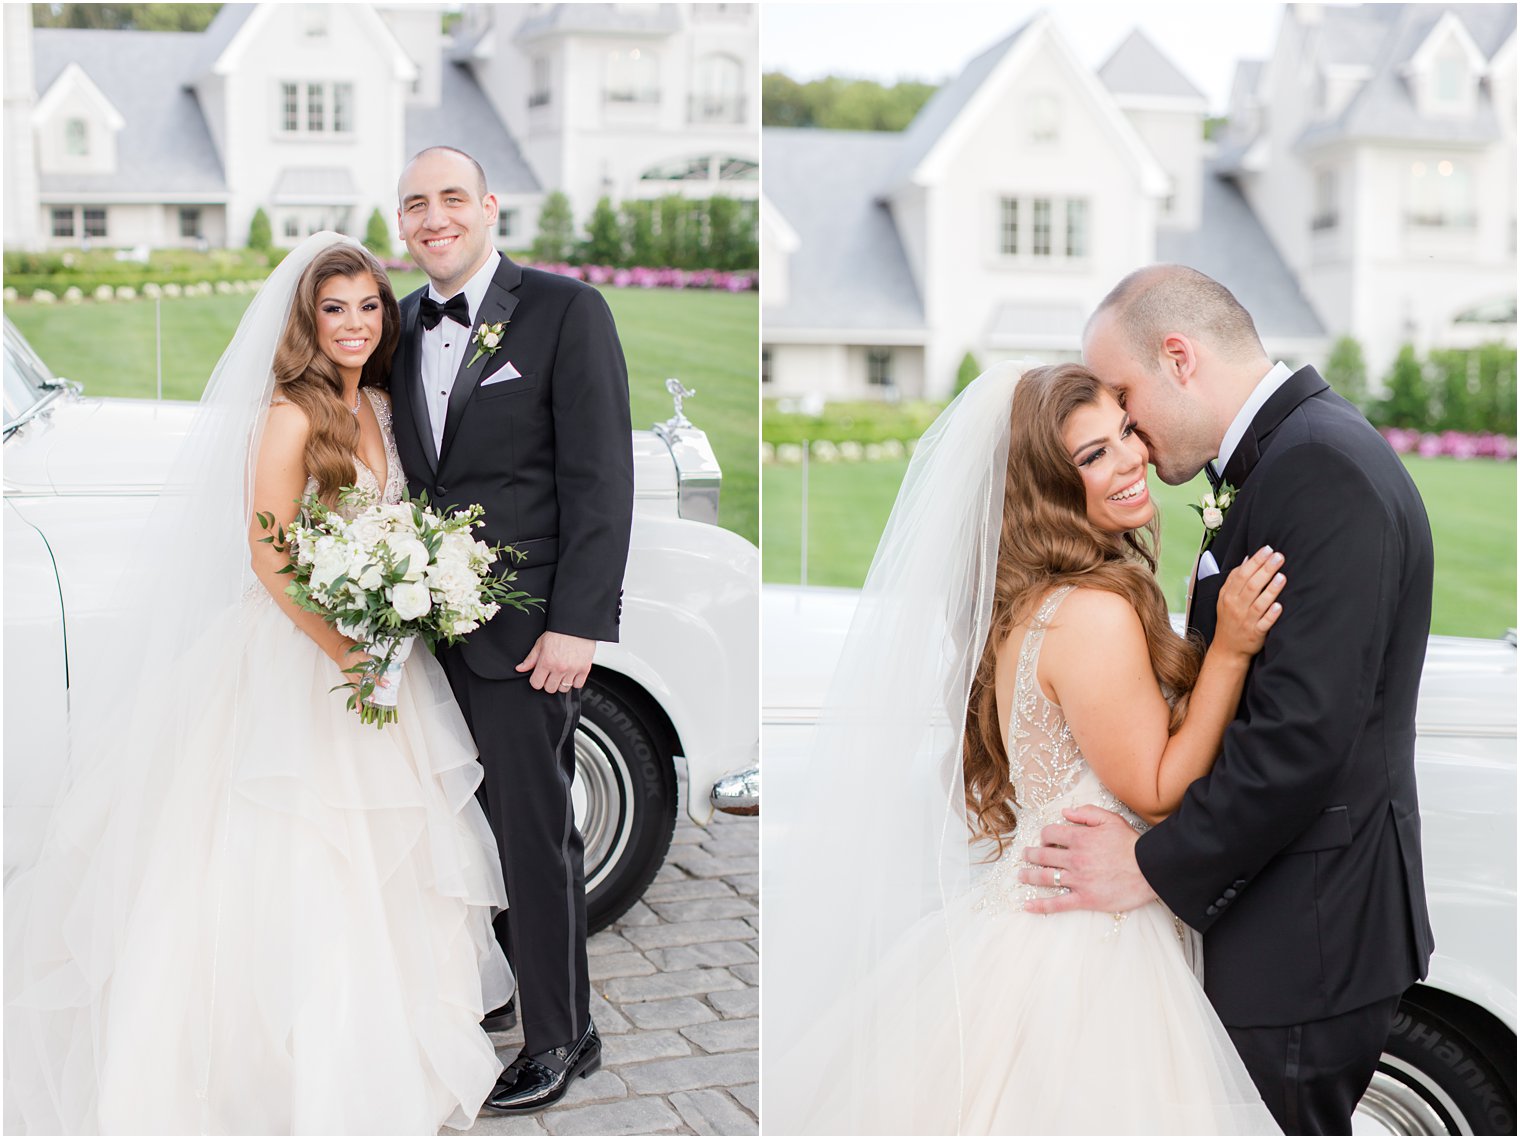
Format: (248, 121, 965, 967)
(883, 16, 1034, 193)
(1098, 28, 1207, 103)
(1297, 4, 1514, 150)
(406, 63, 542, 195)
(762, 128, 924, 334)
(32, 28, 228, 195)
(1157, 161, 1326, 343)
(514, 3, 682, 41)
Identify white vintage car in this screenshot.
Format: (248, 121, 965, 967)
(763, 584, 1516, 1137)
(2, 316, 759, 931)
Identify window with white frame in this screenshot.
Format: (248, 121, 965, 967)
(1028, 92, 1061, 144)
(606, 47, 658, 104)
(1065, 199, 1089, 257)
(51, 208, 75, 238)
(692, 53, 743, 123)
(998, 197, 1091, 261)
(283, 215, 301, 239)
(1312, 168, 1338, 230)
(1407, 159, 1475, 228)
(304, 3, 327, 37)
(530, 56, 551, 107)
(497, 209, 519, 241)
(867, 348, 894, 388)
(278, 80, 355, 134)
(82, 208, 107, 238)
(179, 207, 202, 239)
(1000, 197, 1019, 255)
(1433, 44, 1466, 107)
(1031, 199, 1052, 257)
(64, 118, 88, 156)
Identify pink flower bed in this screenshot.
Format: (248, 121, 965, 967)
(1380, 427, 1517, 460)
(530, 263, 757, 292)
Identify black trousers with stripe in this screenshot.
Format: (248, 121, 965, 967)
(437, 646, 590, 1054)
(1227, 994, 1402, 1135)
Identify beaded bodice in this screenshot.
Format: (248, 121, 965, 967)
(275, 387, 405, 515)
(972, 585, 1148, 915)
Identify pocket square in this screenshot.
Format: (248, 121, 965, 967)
(1197, 550, 1221, 581)
(481, 361, 523, 386)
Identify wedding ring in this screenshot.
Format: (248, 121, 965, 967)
(1053, 868, 1062, 889)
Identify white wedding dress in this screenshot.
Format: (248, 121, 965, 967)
(774, 586, 1280, 1135)
(6, 388, 513, 1135)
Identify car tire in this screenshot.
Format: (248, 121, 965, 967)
(1357, 996, 1517, 1135)
(575, 677, 678, 933)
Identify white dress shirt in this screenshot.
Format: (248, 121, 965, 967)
(1211, 361, 1294, 484)
(421, 249, 501, 456)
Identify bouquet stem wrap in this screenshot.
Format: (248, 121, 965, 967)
(359, 635, 416, 725)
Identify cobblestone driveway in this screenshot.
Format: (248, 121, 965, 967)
(453, 784, 759, 1137)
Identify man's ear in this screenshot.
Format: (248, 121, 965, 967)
(1161, 333, 1199, 387)
(483, 192, 500, 229)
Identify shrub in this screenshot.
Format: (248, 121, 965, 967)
(363, 208, 392, 258)
(530, 191, 577, 263)
(580, 196, 624, 265)
(954, 351, 981, 396)
(1323, 336, 1367, 411)
(247, 207, 272, 252)
(1375, 344, 1430, 429)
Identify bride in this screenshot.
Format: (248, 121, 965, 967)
(766, 363, 1285, 1134)
(5, 233, 513, 1134)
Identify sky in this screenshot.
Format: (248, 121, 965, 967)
(760, 1, 1289, 115)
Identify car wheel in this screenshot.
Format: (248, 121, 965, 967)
(1356, 999, 1517, 1135)
(574, 678, 678, 932)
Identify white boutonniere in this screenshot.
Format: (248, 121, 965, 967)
(468, 321, 508, 368)
(1190, 483, 1236, 548)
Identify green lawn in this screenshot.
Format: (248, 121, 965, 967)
(7, 279, 759, 545)
(762, 455, 1516, 639)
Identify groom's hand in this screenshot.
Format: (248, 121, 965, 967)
(1018, 805, 1157, 915)
(517, 631, 596, 692)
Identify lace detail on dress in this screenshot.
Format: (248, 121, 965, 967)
(971, 586, 1152, 920)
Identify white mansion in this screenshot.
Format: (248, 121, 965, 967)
(4, 2, 758, 253)
(761, 4, 1517, 400)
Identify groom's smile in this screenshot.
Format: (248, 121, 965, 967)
(397, 147, 499, 298)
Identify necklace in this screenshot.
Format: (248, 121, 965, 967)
(349, 388, 362, 416)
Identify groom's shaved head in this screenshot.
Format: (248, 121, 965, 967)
(1088, 265, 1264, 370)
(400, 146, 488, 200)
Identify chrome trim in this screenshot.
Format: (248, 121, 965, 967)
(652, 420, 723, 526)
(1356, 1055, 1468, 1135)
(711, 765, 758, 816)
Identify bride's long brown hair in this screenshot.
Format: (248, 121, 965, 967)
(272, 243, 400, 506)
(962, 363, 1203, 854)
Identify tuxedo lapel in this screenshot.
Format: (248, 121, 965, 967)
(1221, 366, 1329, 489)
(439, 257, 522, 469)
(397, 294, 437, 477)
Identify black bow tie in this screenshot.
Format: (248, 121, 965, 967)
(420, 293, 470, 331)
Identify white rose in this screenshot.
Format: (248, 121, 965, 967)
(349, 516, 389, 547)
(310, 540, 348, 591)
(356, 563, 385, 591)
(1201, 492, 1216, 510)
(391, 580, 432, 620)
(1217, 488, 1234, 509)
(376, 502, 416, 529)
(1202, 506, 1224, 529)
(427, 560, 476, 600)
(383, 535, 430, 580)
(481, 329, 502, 348)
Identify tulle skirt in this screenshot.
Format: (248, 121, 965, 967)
(769, 880, 1280, 1135)
(5, 590, 513, 1134)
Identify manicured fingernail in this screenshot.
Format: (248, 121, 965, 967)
(1261, 545, 1272, 555)
(1273, 573, 1285, 585)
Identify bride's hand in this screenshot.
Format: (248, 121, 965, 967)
(331, 641, 375, 682)
(1213, 545, 1286, 659)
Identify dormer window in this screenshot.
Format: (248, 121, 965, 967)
(1028, 93, 1061, 143)
(304, 5, 328, 37)
(1434, 46, 1466, 106)
(64, 118, 88, 156)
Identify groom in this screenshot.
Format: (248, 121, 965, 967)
(1022, 265, 1435, 1134)
(391, 146, 634, 1113)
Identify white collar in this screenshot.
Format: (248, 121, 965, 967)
(1212, 361, 1293, 482)
(426, 248, 501, 327)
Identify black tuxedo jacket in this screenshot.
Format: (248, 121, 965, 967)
(390, 255, 634, 678)
(1136, 366, 1436, 1027)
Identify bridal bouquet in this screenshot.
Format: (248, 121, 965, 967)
(257, 488, 542, 726)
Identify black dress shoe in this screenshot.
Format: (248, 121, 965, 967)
(481, 997, 517, 1033)
(479, 1021, 601, 1115)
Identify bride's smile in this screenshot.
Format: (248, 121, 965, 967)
(1064, 389, 1156, 533)
(316, 274, 384, 381)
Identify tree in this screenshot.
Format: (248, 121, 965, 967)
(246, 207, 272, 252)
(362, 208, 392, 258)
(954, 351, 982, 396)
(529, 191, 576, 263)
(32, 4, 221, 30)
(760, 71, 938, 131)
(1374, 344, 1430, 430)
(580, 196, 623, 265)
(621, 200, 657, 266)
(1323, 335, 1367, 412)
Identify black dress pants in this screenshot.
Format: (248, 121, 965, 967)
(1227, 994, 1402, 1135)
(437, 645, 590, 1054)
